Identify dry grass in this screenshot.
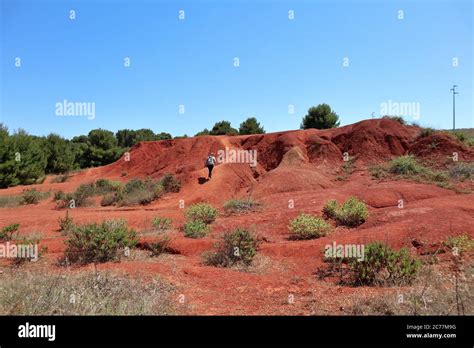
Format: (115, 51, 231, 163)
(0, 269, 176, 315)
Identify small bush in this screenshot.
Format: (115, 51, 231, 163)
(336, 197, 369, 227)
(72, 183, 96, 207)
(383, 115, 406, 125)
(348, 242, 422, 286)
(100, 193, 118, 206)
(418, 127, 435, 138)
(183, 220, 209, 238)
(148, 235, 170, 257)
(389, 155, 423, 175)
(64, 219, 138, 265)
(120, 189, 156, 206)
(152, 217, 172, 232)
(51, 174, 69, 183)
(223, 198, 260, 215)
(0, 223, 20, 241)
(160, 174, 181, 193)
(20, 188, 47, 205)
(452, 132, 466, 142)
(185, 203, 218, 224)
(58, 211, 75, 235)
(95, 179, 122, 194)
(0, 195, 22, 208)
(445, 234, 474, 255)
(288, 214, 331, 240)
(203, 228, 260, 267)
(322, 199, 339, 219)
(449, 163, 474, 181)
(120, 179, 163, 206)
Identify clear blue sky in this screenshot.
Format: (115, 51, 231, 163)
(0, 0, 472, 139)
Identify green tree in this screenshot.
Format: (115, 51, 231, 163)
(81, 129, 123, 167)
(210, 121, 238, 136)
(44, 134, 75, 173)
(239, 117, 265, 135)
(195, 128, 210, 136)
(300, 103, 340, 129)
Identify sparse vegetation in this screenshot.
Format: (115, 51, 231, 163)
(445, 234, 474, 255)
(185, 203, 218, 224)
(148, 235, 171, 257)
(383, 115, 406, 125)
(417, 127, 435, 138)
(159, 174, 181, 193)
(0, 195, 22, 208)
(223, 198, 260, 215)
(20, 188, 49, 205)
(64, 219, 138, 265)
(318, 242, 421, 286)
(51, 173, 70, 183)
(449, 162, 474, 181)
(0, 223, 20, 241)
(203, 228, 260, 267)
(58, 211, 75, 235)
(152, 217, 172, 232)
(183, 220, 209, 238)
(389, 155, 423, 175)
(288, 214, 331, 240)
(0, 270, 175, 315)
(322, 197, 369, 228)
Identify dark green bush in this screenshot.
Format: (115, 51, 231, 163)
(183, 220, 209, 238)
(203, 228, 260, 267)
(64, 219, 138, 265)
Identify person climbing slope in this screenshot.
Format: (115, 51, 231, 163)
(205, 152, 217, 179)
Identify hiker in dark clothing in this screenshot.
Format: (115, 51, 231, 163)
(205, 152, 216, 179)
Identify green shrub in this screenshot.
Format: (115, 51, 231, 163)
(185, 203, 218, 224)
(389, 155, 423, 175)
(100, 193, 118, 206)
(322, 199, 339, 219)
(383, 115, 406, 125)
(183, 220, 209, 238)
(124, 179, 145, 193)
(64, 219, 138, 265)
(160, 174, 181, 193)
(72, 183, 96, 206)
(348, 242, 421, 286)
(95, 179, 122, 194)
(288, 214, 331, 240)
(452, 132, 466, 142)
(445, 234, 474, 255)
(148, 235, 170, 257)
(223, 198, 260, 215)
(418, 127, 435, 138)
(335, 197, 369, 227)
(203, 228, 260, 267)
(449, 163, 474, 181)
(58, 211, 75, 234)
(0, 223, 20, 241)
(300, 104, 340, 130)
(20, 188, 47, 205)
(120, 179, 162, 206)
(152, 217, 172, 232)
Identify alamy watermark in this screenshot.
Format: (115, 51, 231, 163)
(380, 99, 421, 120)
(217, 147, 257, 167)
(0, 242, 39, 262)
(324, 242, 365, 261)
(55, 99, 95, 120)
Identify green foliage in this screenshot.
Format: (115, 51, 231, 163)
(185, 203, 218, 224)
(152, 217, 172, 232)
(300, 103, 340, 130)
(288, 214, 331, 240)
(322, 197, 369, 228)
(195, 129, 210, 137)
(210, 120, 238, 136)
(389, 155, 423, 175)
(20, 188, 49, 205)
(223, 198, 260, 215)
(203, 228, 260, 267)
(0, 223, 20, 241)
(148, 234, 170, 257)
(116, 129, 171, 147)
(336, 197, 369, 227)
(159, 174, 181, 193)
(58, 211, 75, 235)
(72, 183, 96, 207)
(239, 117, 265, 135)
(44, 133, 75, 174)
(445, 234, 474, 255)
(100, 193, 118, 206)
(51, 173, 70, 183)
(120, 179, 163, 206)
(183, 220, 209, 238)
(322, 199, 339, 219)
(418, 127, 435, 138)
(348, 242, 421, 286)
(64, 219, 138, 264)
(382, 115, 406, 125)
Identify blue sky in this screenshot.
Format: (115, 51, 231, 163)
(0, 0, 472, 139)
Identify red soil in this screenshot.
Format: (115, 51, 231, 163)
(1, 118, 473, 315)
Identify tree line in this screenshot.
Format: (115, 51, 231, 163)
(0, 104, 340, 188)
